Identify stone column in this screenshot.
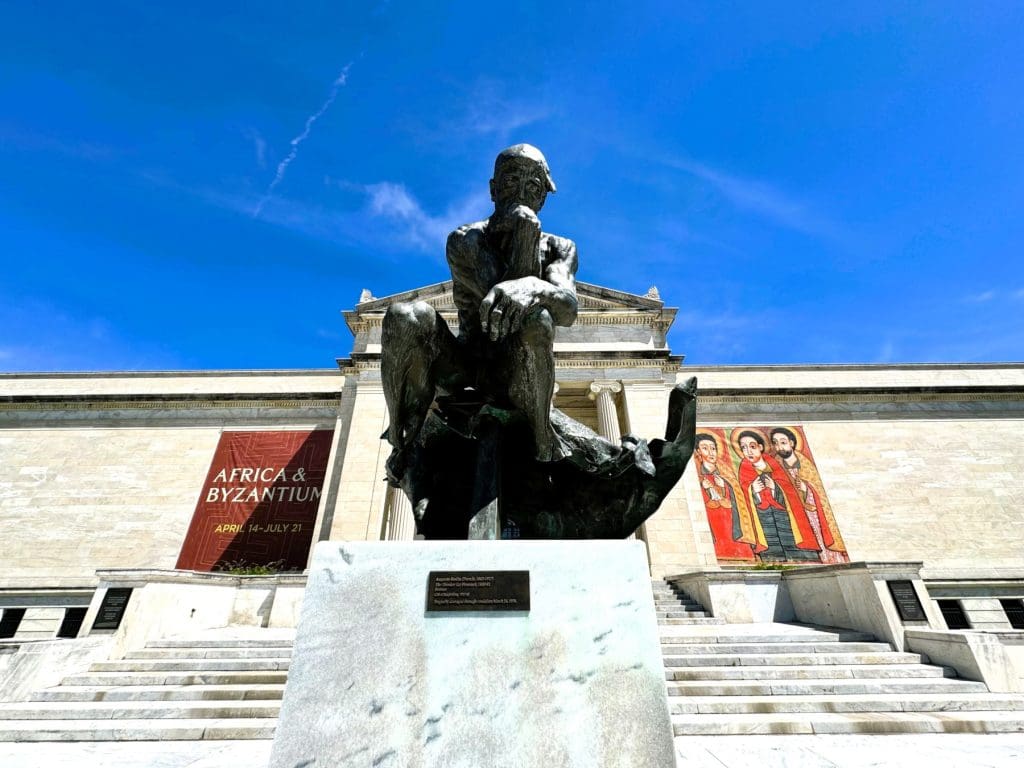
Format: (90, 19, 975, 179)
(588, 381, 623, 443)
(385, 487, 416, 541)
(590, 381, 640, 540)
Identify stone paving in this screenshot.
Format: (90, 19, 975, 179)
(1, 735, 1024, 767)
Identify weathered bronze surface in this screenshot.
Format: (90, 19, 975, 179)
(380, 144, 697, 539)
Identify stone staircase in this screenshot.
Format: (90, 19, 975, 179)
(652, 579, 723, 625)
(7, 586, 1024, 741)
(0, 630, 291, 741)
(653, 579, 1024, 735)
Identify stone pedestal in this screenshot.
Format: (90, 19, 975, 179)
(269, 540, 674, 768)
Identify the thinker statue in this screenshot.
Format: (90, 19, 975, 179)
(382, 144, 575, 469)
(381, 144, 697, 540)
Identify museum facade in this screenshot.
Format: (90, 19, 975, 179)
(2, 281, 1024, 641)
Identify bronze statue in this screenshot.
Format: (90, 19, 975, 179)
(381, 145, 697, 539)
(382, 145, 575, 470)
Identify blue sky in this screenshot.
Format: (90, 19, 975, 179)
(2, 2, 1022, 370)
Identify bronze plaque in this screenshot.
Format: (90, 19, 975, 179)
(426, 571, 530, 612)
(93, 587, 134, 630)
(887, 580, 927, 622)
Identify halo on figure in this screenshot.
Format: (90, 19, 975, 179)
(730, 426, 770, 460)
(767, 425, 803, 454)
(694, 429, 727, 461)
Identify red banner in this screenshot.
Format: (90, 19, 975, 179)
(176, 430, 334, 572)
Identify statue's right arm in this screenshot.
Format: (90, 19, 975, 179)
(446, 225, 484, 338)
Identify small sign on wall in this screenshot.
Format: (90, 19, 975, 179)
(886, 580, 928, 622)
(93, 587, 134, 631)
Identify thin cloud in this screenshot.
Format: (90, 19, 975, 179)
(963, 290, 996, 303)
(1, 126, 118, 163)
(360, 181, 489, 252)
(655, 220, 741, 256)
(671, 306, 777, 362)
(660, 155, 840, 239)
(245, 128, 268, 170)
(1013, 289, 1024, 301)
(425, 79, 552, 145)
(253, 64, 353, 218)
(0, 296, 182, 372)
(201, 177, 488, 260)
(874, 339, 898, 363)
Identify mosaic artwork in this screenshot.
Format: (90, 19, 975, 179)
(693, 426, 847, 565)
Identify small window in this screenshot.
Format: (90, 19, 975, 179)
(57, 607, 88, 639)
(938, 599, 971, 630)
(0, 608, 26, 639)
(999, 599, 1024, 630)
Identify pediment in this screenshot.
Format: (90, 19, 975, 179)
(349, 280, 664, 316)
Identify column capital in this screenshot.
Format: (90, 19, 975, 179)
(588, 380, 623, 399)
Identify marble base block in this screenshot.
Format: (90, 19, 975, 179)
(269, 540, 674, 768)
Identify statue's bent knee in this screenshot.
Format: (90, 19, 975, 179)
(383, 300, 436, 339)
(519, 307, 555, 344)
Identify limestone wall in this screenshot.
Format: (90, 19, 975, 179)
(2, 364, 1022, 588)
(667, 363, 1024, 576)
(0, 426, 222, 588)
(801, 419, 1024, 572)
(0, 371, 344, 590)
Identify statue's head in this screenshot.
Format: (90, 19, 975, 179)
(490, 144, 557, 214)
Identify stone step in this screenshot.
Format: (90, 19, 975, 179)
(656, 611, 711, 619)
(670, 692, 1024, 715)
(652, 588, 703, 602)
(670, 711, 1024, 735)
(62, 671, 289, 687)
(89, 659, 291, 673)
(145, 639, 293, 649)
(666, 678, 989, 696)
(652, 594, 701, 605)
(664, 663, 956, 682)
(663, 651, 925, 667)
(655, 605, 705, 613)
(0, 717, 278, 741)
(0, 700, 281, 720)
(32, 684, 285, 702)
(660, 641, 894, 655)
(659, 631, 877, 644)
(129, 647, 293, 660)
(659, 618, 726, 625)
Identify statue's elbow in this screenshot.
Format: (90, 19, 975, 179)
(553, 293, 578, 326)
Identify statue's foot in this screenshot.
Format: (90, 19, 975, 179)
(384, 445, 408, 487)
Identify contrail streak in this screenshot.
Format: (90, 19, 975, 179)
(253, 64, 352, 218)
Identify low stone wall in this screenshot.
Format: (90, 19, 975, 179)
(781, 561, 941, 651)
(904, 629, 1023, 693)
(667, 570, 793, 623)
(0, 637, 112, 702)
(84, 569, 307, 659)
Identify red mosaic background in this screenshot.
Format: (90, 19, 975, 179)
(176, 429, 334, 572)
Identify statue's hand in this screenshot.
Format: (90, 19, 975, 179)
(480, 276, 548, 341)
(489, 204, 541, 234)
